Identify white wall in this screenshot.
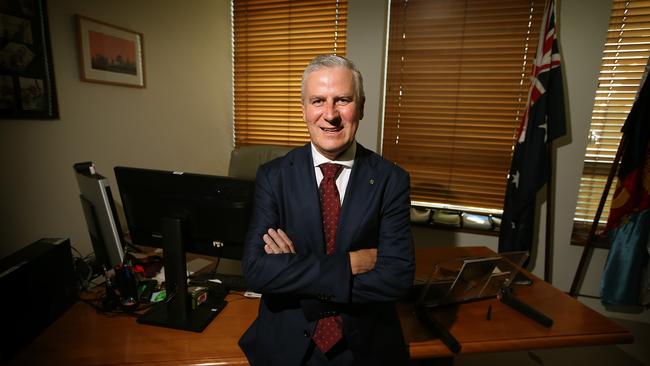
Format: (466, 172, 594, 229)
(347, 0, 388, 152)
(0, 0, 233, 258)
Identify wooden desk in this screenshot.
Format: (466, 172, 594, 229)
(9, 247, 633, 365)
(9, 292, 257, 365)
(402, 246, 634, 359)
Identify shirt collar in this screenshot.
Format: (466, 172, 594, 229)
(311, 142, 356, 169)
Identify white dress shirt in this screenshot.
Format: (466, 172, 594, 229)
(311, 142, 356, 205)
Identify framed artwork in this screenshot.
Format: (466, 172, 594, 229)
(76, 15, 145, 88)
(0, 0, 58, 119)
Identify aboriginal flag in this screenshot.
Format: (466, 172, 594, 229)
(498, 0, 566, 255)
(600, 70, 650, 306)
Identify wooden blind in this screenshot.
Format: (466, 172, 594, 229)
(233, 0, 347, 147)
(575, 0, 650, 224)
(382, 0, 545, 211)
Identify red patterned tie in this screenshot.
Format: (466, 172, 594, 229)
(312, 163, 344, 354)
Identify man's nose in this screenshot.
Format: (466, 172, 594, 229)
(323, 102, 340, 123)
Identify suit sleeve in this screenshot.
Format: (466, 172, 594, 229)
(350, 167, 414, 303)
(241, 164, 352, 303)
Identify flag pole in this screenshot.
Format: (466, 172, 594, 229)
(569, 135, 627, 297)
(544, 143, 553, 283)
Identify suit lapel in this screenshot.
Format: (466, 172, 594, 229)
(336, 144, 378, 253)
(288, 145, 326, 255)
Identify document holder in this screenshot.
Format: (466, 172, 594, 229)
(414, 251, 530, 354)
(417, 251, 529, 308)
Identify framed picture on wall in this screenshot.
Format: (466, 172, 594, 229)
(76, 15, 145, 88)
(0, 0, 59, 119)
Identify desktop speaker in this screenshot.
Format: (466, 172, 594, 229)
(0, 238, 77, 361)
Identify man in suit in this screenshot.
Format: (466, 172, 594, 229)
(239, 55, 414, 365)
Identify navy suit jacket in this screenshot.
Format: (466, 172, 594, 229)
(239, 143, 414, 365)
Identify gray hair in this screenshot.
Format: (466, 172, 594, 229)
(301, 54, 365, 104)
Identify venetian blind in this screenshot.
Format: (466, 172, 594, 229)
(575, 0, 650, 224)
(382, 0, 545, 211)
(232, 0, 347, 147)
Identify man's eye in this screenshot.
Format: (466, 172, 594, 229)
(312, 100, 323, 106)
(337, 99, 350, 105)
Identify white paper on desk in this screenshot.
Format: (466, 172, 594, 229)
(154, 258, 214, 283)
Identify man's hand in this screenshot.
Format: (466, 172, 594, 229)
(262, 229, 376, 275)
(263, 228, 295, 254)
(349, 248, 377, 275)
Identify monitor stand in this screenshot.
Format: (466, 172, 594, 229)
(137, 216, 227, 332)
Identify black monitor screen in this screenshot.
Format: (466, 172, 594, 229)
(114, 166, 255, 261)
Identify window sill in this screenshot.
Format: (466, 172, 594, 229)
(411, 221, 499, 237)
(570, 221, 610, 249)
(410, 206, 501, 236)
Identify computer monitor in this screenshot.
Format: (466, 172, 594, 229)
(113, 166, 255, 332)
(74, 162, 125, 270)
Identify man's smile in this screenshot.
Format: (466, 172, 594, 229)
(321, 126, 343, 133)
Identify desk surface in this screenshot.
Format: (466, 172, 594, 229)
(10, 247, 633, 365)
(10, 293, 257, 366)
(401, 246, 634, 359)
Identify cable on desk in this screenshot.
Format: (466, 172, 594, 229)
(80, 290, 156, 318)
(70, 245, 100, 292)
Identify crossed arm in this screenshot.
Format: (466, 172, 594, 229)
(263, 228, 377, 275)
(241, 161, 413, 303)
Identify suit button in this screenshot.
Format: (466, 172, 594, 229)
(304, 330, 310, 337)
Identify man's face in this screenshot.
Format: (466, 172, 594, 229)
(302, 67, 364, 160)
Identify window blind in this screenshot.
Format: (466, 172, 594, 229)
(574, 0, 650, 225)
(232, 0, 347, 147)
(382, 0, 545, 211)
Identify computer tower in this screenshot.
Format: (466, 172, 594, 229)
(0, 238, 77, 361)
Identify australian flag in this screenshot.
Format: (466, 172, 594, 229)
(499, 0, 566, 255)
(600, 70, 650, 306)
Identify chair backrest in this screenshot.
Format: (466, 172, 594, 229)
(228, 145, 293, 180)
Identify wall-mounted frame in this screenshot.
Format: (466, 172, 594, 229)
(76, 15, 145, 88)
(0, 0, 59, 119)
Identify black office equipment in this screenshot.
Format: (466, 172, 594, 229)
(114, 166, 255, 332)
(74, 162, 125, 269)
(0, 238, 77, 361)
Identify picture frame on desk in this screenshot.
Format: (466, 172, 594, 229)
(75, 15, 146, 88)
(0, 0, 59, 119)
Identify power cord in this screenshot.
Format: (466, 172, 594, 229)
(71, 245, 100, 292)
